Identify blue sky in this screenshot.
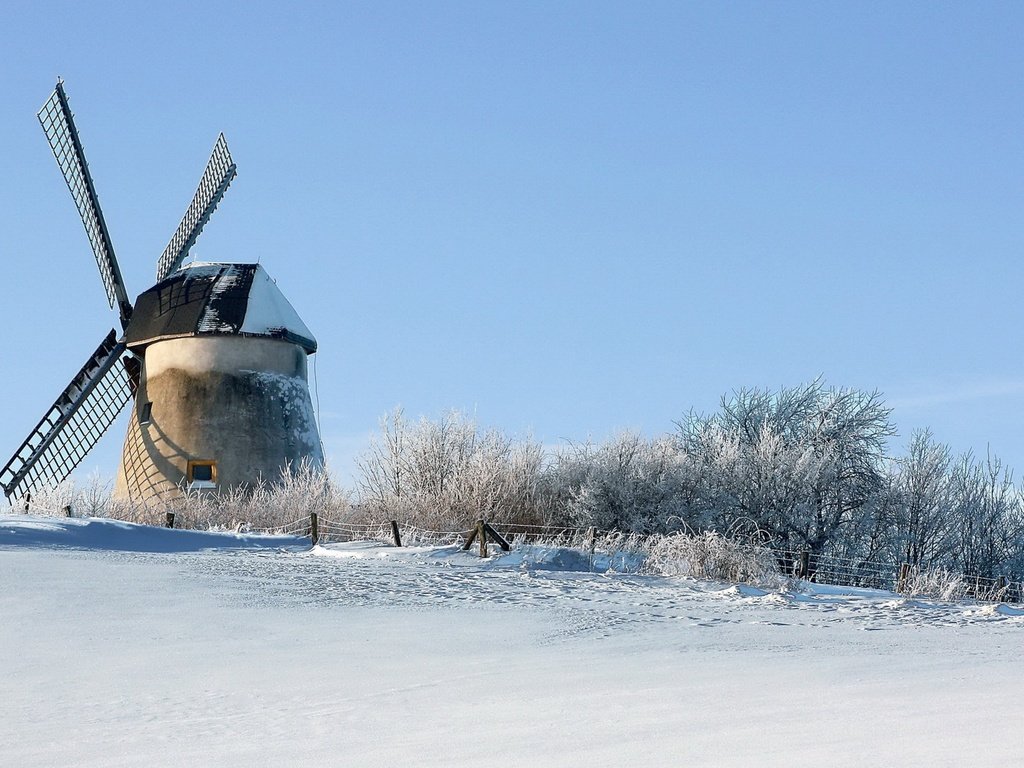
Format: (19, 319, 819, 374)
(2, 2, 1023, 485)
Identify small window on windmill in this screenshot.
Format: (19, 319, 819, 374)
(139, 401, 153, 425)
(187, 460, 217, 489)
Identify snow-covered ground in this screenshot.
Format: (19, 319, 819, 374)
(2, 515, 1021, 767)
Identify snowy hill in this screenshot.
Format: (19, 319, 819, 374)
(1, 515, 1021, 767)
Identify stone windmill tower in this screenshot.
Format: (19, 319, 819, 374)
(0, 81, 323, 505)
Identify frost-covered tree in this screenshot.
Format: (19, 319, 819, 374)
(546, 432, 691, 534)
(357, 407, 410, 517)
(677, 415, 825, 543)
(890, 429, 953, 568)
(675, 379, 895, 554)
(946, 450, 1024, 578)
(803, 385, 894, 555)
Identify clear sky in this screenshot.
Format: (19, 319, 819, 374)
(2, 1, 1023, 486)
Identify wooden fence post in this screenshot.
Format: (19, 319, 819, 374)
(462, 524, 478, 552)
(310, 512, 319, 545)
(796, 551, 810, 579)
(482, 522, 510, 552)
(63, 505, 73, 518)
(587, 527, 596, 571)
(165, 512, 175, 529)
(24, 492, 31, 513)
(461, 521, 509, 557)
(896, 563, 911, 593)
(390, 520, 402, 547)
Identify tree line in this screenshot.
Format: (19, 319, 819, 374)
(356, 380, 1024, 580)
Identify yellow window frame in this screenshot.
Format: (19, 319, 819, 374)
(187, 460, 218, 484)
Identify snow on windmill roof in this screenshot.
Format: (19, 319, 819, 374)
(124, 263, 317, 354)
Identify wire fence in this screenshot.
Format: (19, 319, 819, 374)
(312, 516, 1024, 604)
(763, 546, 1024, 603)
(9, 500, 1023, 604)
(768, 546, 902, 590)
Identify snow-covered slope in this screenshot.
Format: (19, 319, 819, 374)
(0, 515, 306, 553)
(1, 516, 1021, 767)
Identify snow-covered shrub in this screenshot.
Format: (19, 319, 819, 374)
(69, 472, 112, 517)
(13, 481, 76, 517)
(588, 529, 653, 572)
(11, 474, 126, 519)
(143, 458, 349, 531)
(899, 567, 968, 602)
(256, 458, 349, 528)
(644, 531, 783, 587)
(7, 458, 350, 532)
(356, 408, 547, 529)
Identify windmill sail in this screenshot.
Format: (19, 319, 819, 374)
(38, 82, 133, 330)
(155, 134, 237, 282)
(0, 331, 135, 502)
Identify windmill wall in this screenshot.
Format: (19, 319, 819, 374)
(116, 335, 323, 503)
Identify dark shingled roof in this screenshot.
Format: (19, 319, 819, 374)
(124, 263, 317, 354)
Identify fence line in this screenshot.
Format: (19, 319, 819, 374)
(7, 501, 1022, 604)
(300, 514, 1024, 604)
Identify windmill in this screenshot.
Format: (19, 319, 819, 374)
(1, 80, 323, 505)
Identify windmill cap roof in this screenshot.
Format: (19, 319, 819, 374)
(124, 263, 317, 354)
